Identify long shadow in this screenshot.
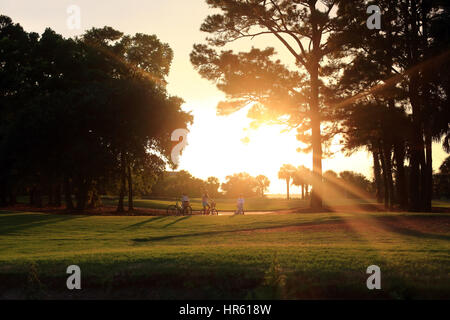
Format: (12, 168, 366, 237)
(132, 217, 345, 243)
(0, 212, 84, 235)
(161, 216, 191, 228)
(122, 216, 167, 230)
(373, 216, 450, 241)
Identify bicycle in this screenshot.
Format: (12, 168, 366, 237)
(202, 200, 218, 216)
(166, 201, 193, 216)
(235, 205, 245, 215)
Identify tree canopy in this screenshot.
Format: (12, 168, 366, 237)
(192, 0, 349, 209)
(0, 16, 192, 210)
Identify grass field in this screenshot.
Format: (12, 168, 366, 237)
(0, 209, 449, 299)
(434, 200, 450, 208)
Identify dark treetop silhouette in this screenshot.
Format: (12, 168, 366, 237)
(0, 17, 192, 211)
(192, 0, 449, 212)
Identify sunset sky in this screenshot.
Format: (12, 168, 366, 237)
(2, 0, 447, 194)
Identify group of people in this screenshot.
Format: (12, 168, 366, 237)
(180, 193, 245, 215)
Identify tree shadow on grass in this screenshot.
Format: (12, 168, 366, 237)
(132, 217, 345, 243)
(0, 212, 84, 235)
(373, 216, 450, 241)
(122, 216, 192, 232)
(161, 216, 191, 228)
(122, 216, 168, 230)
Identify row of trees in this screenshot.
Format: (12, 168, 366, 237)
(221, 172, 271, 197)
(149, 171, 270, 199)
(191, 0, 450, 212)
(149, 171, 221, 198)
(323, 170, 373, 199)
(148, 165, 380, 201)
(278, 164, 312, 200)
(119, 154, 450, 200)
(278, 164, 372, 200)
(0, 16, 192, 211)
(115, 155, 450, 200)
(335, 0, 450, 211)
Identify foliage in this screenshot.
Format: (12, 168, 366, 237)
(278, 164, 296, 200)
(255, 175, 271, 197)
(192, 0, 348, 209)
(221, 172, 259, 198)
(150, 171, 212, 198)
(0, 16, 192, 210)
(331, 0, 450, 211)
(434, 156, 450, 199)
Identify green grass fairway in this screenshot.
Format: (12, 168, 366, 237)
(434, 200, 450, 208)
(0, 210, 449, 299)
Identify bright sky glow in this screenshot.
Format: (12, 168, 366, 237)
(1, 0, 447, 193)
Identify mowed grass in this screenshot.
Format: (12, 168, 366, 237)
(434, 200, 450, 208)
(0, 210, 449, 299)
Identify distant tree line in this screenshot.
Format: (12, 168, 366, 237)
(323, 170, 373, 200)
(220, 172, 270, 198)
(149, 171, 221, 199)
(148, 171, 271, 199)
(278, 164, 372, 200)
(0, 16, 192, 212)
(277, 164, 309, 200)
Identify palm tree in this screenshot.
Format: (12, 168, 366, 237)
(292, 166, 311, 200)
(278, 164, 296, 200)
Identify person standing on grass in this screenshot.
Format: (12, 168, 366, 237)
(236, 194, 244, 215)
(202, 192, 210, 215)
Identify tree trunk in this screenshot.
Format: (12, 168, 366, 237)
(64, 177, 74, 210)
(286, 179, 290, 200)
(117, 185, 125, 212)
(8, 189, 16, 206)
(127, 163, 134, 211)
(409, 114, 425, 211)
(55, 184, 62, 207)
(393, 141, 408, 210)
(35, 186, 43, 208)
(408, 0, 425, 212)
(0, 185, 6, 206)
(117, 153, 126, 213)
(301, 184, 305, 200)
(379, 144, 389, 209)
(29, 186, 35, 206)
(309, 58, 323, 209)
(383, 143, 395, 210)
(75, 178, 90, 211)
(421, 0, 433, 213)
(423, 123, 432, 211)
(48, 184, 54, 206)
(424, 126, 433, 209)
(372, 150, 383, 203)
(409, 76, 424, 212)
